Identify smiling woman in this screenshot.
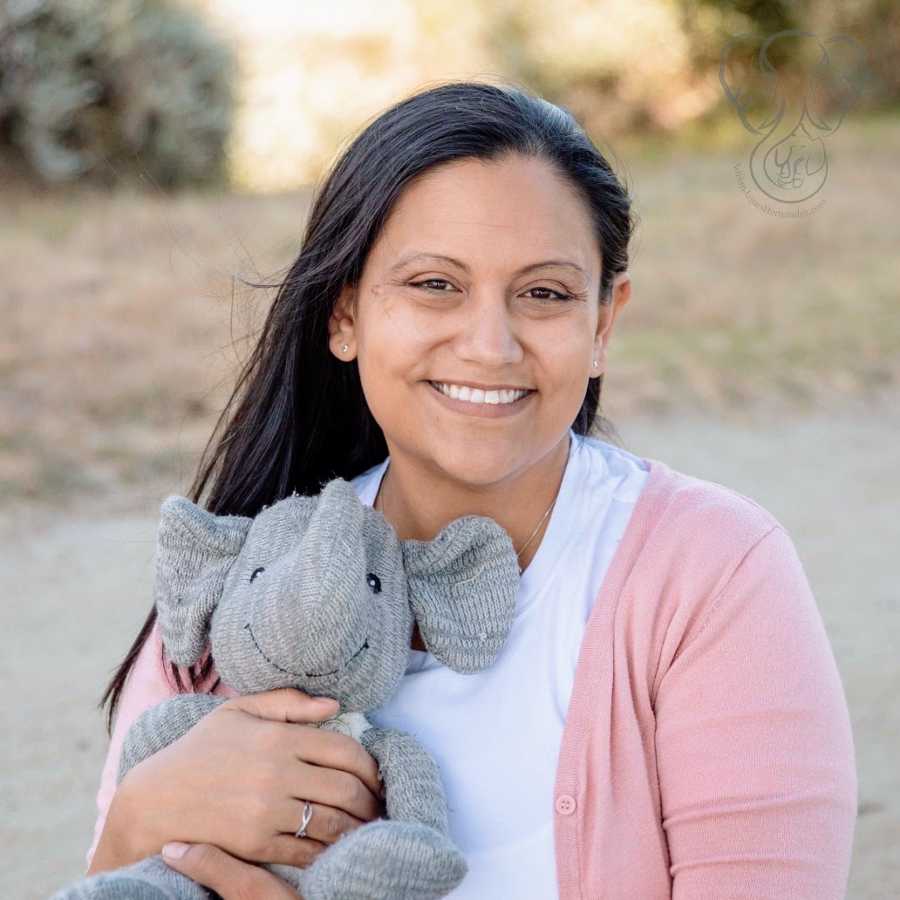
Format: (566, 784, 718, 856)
(324, 148, 631, 570)
(76, 80, 856, 900)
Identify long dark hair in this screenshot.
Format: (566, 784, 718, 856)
(99, 79, 636, 736)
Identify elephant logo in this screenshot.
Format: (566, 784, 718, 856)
(720, 29, 869, 204)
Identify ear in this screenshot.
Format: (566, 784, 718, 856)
(402, 516, 520, 674)
(154, 496, 252, 666)
(328, 284, 358, 359)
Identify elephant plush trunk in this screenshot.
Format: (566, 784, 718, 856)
(257, 480, 370, 677)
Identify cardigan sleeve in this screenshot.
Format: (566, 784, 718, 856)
(83, 619, 216, 873)
(653, 524, 857, 900)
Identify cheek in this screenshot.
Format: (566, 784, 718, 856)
(534, 329, 593, 380)
(356, 339, 423, 430)
(361, 298, 436, 373)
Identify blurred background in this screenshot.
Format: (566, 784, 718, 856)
(1, 1, 897, 897)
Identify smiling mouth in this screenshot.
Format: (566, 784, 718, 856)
(244, 623, 369, 678)
(427, 380, 536, 399)
(305, 638, 370, 677)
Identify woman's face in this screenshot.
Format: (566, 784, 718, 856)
(330, 152, 630, 490)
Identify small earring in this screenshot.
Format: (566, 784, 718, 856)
(341, 344, 348, 352)
(592, 360, 598, 368)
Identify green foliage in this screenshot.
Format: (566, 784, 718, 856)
(0, 0, 237, 188)
(675, 0, 897, 112)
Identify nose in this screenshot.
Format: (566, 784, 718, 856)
(452, 287, 525, 367)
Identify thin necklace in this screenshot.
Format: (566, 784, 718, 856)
(514, 493, 558, 572)
(374, 463, 564, 575)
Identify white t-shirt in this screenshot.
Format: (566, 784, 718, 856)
(351, 427, 650, 898)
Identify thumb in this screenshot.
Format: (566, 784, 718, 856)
(161, 842, 236, 894)
(223, 686, 339, 723)
(162, 842, 304, 900)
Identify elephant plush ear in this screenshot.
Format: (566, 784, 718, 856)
(402, 516, 520, 674)
(154, 496, 252, 666)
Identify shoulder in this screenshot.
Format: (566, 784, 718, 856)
(608, 455, 793, 659)
(614, 457, 815, 691)
(573, 437, 783, 585)
(637, 453, 783, 556)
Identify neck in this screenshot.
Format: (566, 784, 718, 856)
(373, 433, 571, 568)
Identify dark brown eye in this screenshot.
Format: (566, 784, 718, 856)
(250, 566, 265, 583)
(366, 572, 382, 594)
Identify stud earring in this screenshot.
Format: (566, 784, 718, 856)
(341, 344, 348, 352)
(592, 360, 598, 368)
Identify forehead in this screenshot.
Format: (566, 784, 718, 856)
(369, 154, 600, 280)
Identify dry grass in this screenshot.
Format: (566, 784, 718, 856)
(2, 115, 899, 508)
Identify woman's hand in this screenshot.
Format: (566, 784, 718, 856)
(161, 841, 304, 899)
(118, 687, 387, 871)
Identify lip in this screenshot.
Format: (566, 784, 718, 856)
(425, 380, 535, 419)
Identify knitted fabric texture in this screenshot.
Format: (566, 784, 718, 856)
(52, 476, 521, 900)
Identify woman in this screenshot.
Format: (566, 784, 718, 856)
(82, 81, 857, 899)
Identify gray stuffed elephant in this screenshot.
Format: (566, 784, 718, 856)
(53, 476, 521, 900)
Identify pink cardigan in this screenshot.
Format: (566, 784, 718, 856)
(87, 454, 858, 898)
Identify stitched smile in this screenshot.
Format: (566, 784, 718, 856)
(244, 622, 368, 677)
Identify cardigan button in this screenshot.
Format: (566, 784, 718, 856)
(555, 793, 576, 815)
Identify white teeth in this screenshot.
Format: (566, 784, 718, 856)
(432, 382, 529, 405)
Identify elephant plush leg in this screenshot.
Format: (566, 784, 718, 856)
(49, 854, 212, 900)
(358, 726, 453, 835)
(296, 821, 467, 900)
(295, 727, 467, 900)
(117, 693, 226, 785)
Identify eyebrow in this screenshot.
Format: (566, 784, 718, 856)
(387, 251, 590, 279)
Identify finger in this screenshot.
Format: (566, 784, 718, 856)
(162, 842, 303, 900)
(273, 797, 369, 846)
(285, 725, 384, 798)
(259, 833, 332, 871)
(291, 761, 385, 823)
(222, 687, 339, 724)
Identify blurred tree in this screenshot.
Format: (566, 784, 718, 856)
(674, 0, 889, 118)
(813, 0, 898, 111)
(481, 0, 722, 138)
(0, 0, 237, 189)
(675, 0, 802, 74)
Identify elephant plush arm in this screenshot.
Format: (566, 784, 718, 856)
(116, 692, 226, 786)
(358, 726, 451, 837)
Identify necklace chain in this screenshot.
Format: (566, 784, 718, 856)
(513, 493, 558, 569)
(374, 467, 563, 574)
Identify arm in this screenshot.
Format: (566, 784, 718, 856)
(84, 764, 157, 875)
(117, 693, 227, 784)
(87, 694, 227, 876)
(85, 617, 219, 874)
(654, 525, 857, 900)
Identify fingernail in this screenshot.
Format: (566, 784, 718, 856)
(313, 697, 338, 708)
(162, 842, 190, 859)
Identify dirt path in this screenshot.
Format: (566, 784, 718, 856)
(3, 394, 897, 899)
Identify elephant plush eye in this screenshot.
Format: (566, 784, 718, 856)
(250, 566, 266, 582)
(366, 572, 382, 594)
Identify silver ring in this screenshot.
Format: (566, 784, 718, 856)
(295, 800, 313, 839)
